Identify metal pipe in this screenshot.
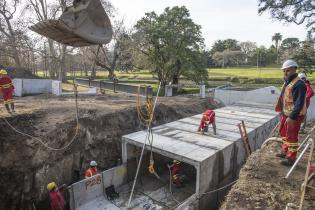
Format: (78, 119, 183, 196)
(298, 134, 311, 151)
(285, 141, 311, 179)
(298, 126, 315, 151)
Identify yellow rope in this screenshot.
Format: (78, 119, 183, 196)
(136, 85, 154, 126)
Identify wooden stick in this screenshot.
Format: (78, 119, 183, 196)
(299, 134, 314, 210)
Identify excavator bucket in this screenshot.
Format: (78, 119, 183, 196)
(29, 0, 112, 47)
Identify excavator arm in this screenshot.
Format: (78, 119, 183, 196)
(29, 0, 113, 47)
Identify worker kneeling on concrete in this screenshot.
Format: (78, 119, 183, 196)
(85, 160, 98, 178)
(198, 109, 216, 135)
(0, 69, 15, 113)
(275, 60, 307, 166)
(168, 160, 185, 188)
(47, 182, 66, 210)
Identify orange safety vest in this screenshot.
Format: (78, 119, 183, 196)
(85, 167, 97, 178)
(281, 77, 307, 116)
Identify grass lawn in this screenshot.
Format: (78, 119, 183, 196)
(35, 67, 315, 91)
(208, 67, 315, 79)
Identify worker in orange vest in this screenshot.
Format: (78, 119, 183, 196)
(275, 60, 307, 166)
(47, 182, 66, 210)
(0, 69, 15, 113)
(198, 109, 216, 135)
(85, 160, 98, 178)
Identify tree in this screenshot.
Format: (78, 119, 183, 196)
(135, 6, 208, 86)
(279, 37, 300, 60)
(258, 0, 315, 32)
(94, 20, 134, 78)
(210, 39, 240, 55)
(293, 41, 315, 72)
(272, 32, 282, 63)
(212, 50, 245, 67)
(0, 0, 22, 67)
(240, 41, 257, 64)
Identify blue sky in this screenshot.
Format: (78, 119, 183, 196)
(113, 0, 308, 49)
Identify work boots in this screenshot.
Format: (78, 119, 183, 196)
(4, 104, 11, 114)
(276, 152, 286, 158)
(10, 103, 15, 112)
(280, 159, 295, 166)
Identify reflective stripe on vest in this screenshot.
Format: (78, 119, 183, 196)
(282, 77, 306, 116)
(0, 83, 12, 89)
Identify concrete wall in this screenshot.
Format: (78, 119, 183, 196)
(214, 86, 280, 106)
(13, 79, 62, 96)
(68, 164, 127, 210)
(215, 86, 315, 122)
(13, 79, 53, 96)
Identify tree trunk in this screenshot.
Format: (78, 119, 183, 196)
(48, 39, 58, 79)
(58, 45, 67, 82)
(10, 39, 21, 68)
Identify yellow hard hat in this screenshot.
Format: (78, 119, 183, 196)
(47, 182, 57, 191)
(0, 69, 7, 75)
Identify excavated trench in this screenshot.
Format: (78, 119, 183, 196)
(0, 99, 217, 210)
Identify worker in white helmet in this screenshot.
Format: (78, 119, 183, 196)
(298, 72, 314, 130)
(85, 160, 98, 178)
(275, 60, 307, 166)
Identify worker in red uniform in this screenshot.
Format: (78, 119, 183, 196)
(47, 182, 66, 210)
(0, 69, 15, 113)
(298, 72, 314, 130)
(275, 60, 307, 166)
(85, 160, 98, 178)
(168, 160, 184, 188)
(198, 109, 216, 135)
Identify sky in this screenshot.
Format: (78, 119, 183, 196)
(112, 0, 308, 49)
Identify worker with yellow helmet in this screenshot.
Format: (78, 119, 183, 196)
(0, 68, 15, 113)
(47, 182, 67, 210)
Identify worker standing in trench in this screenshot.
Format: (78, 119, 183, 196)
(275, 60, 307, 166)
(85, 160, 98, 178)
(0, 69, 15, 114)
(47, 182, 67, 210)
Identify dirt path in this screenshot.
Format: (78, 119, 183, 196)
(221, 122, 315, 210)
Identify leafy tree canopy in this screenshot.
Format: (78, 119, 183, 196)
(258, 0, 315, 32)
(135, 6, 208, 86)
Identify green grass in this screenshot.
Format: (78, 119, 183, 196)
(36, 67, 315, 91)
(208, 67, 315, 79)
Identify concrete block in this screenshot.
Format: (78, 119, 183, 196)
(22, 79, 52, 95)
(102, 164, 127, 189)
(52, 80, 62, 96)
(87, 87, 97, 94)
(165, 85, 172, 97)
(200, 85, 206, 98)
(13, 79, 23, 96)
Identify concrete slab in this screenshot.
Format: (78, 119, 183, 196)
(122, 102, 279, 210)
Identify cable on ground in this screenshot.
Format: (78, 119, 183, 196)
(2, 85, 80, 151)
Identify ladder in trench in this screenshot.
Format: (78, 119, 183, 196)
(238, 120, 251, 158)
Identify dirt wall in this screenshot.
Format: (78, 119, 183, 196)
(0, 99, 217, 210)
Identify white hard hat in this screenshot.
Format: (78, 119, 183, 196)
(281, 60, 298, 70)
(90, 160, 97, 167)
(298, 72, 306, 79)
